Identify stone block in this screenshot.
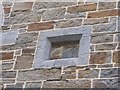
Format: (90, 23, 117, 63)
(43, 80, 91, 88)
(14, 55, 34, 69)
(88, 9, 119, 18)
(2, 61, 14, 70)
(28, 22, 54, 31)
(83, 18, 108, 25)
(98, 2, 116, 10)
(113, 51, 120, 63)
(12, 2, 33, 12)
(33, 2, 76, 10)
(93, 23, 116, 32)
(2, 71, 16, 78)
(5, 83, 24, 88)
(67, 3, 97, 13)
(17, 68, 61, 81)
(2, 78, 15, 84)
(91, 33, 113, 44)
(0, 52, 14, 60)
(93, 78, 119, 88)
(42, 8, 66, 21)
(90, 52, 111, 64)
(78, 69, 99, 78)
(100, 68, 119, 78)
(25, 82, 42, 88)
(22, 48, 35, 55)
(10, 11, 42, 24)
(55, 19, 82, 28)
(0, 30, 19, 45)
(95, 43, 117, 51)
(65, 12, 86, 19)
(16, 32, 38, 46)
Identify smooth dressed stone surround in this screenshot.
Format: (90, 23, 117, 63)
(33, 26, 91, 68)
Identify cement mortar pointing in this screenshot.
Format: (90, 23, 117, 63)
(1, 1, 119, 89)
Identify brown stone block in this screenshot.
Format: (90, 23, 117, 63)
(90, 52, 111, 64)
(28, 22, 54, 31)
(88, 9, 120, 18)
(67, 3, 97, 13)
(0, 52, 14, 60)
(113, 51, 120, 63)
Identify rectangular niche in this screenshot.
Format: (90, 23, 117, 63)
(33, 26, 92, 68)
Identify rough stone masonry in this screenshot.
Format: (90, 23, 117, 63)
(0, 0, 120, 89)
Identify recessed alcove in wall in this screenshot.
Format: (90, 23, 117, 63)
(33, 26, 92, 68)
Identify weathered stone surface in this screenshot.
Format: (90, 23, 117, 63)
(25, 82, 42, 88)
(88, 9, 119, 18)
(90, 52, 111, 64)
(12, 2, 33, 11)
(83, 18, 108, 25)
(34, 2, 77, 10)
(115, 33, 120, 42)
(98, 64, 113, 68)
(5, 83, 24, 88)
(0, 30, 19, 45)
(100, 68, 119, 78)
(42, 8, 66, 21)
(93, 78, 119, 88)
(28, 22, 54, 31)
(22, 48, 35, 55)
(17, 68, 61, 81)
(61, 73, 76, 79)
(2, 78, 15, 84)
(96, 43, 117, 51)
(113, 51, 120, 63)
(0, 52, 14, 60)
(16, 32, 38, 46)
(98, 2, 116, 10)
(1, 42, 36, 51)
(43, 80, 91, 88)
(93, 23, 116, 32)
(78, 69, 99, 78)
(14, 55, 34, 69)
(67, 3, 97, 13)
(10, 11, 42, 24)
(91, 33, 113, 44)
(2, 61, 14, 70)
(2, 71, 16, 78)
(65, 12, 86, 19)
(55, 19, 82, 28)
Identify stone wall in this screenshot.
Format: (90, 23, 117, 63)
(0, 0, 120, 89)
